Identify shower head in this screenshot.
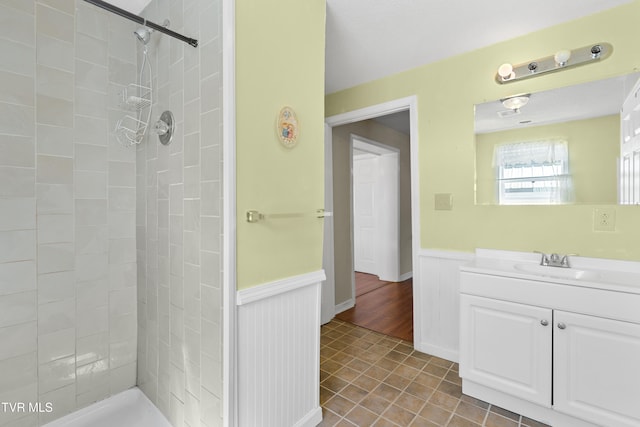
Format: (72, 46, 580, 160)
(134, 27, 152, 45)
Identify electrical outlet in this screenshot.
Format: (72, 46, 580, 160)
(593, 208, 616, 232)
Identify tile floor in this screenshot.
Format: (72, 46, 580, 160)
(320, 319, 551, 427)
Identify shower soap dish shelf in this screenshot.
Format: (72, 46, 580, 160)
(115, 114, 148, 146)
(119, 83, 152, 111)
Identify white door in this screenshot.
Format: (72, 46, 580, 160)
(353, 154, 378, 274)
(459, 294, 552, 407)
(554, 310, 640, 427)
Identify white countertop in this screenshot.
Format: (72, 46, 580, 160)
(460, 249, 640, 295)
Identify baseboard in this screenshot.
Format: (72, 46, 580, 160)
(293, 406, 323, 427)
(415, 339, 459, 363)
(334, 298, 355, 315)
(398, 271, 413, 281)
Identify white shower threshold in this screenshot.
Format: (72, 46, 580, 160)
(43, 387, 171, 427)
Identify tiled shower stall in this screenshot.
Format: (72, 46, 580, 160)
(0, 0, 223, 425)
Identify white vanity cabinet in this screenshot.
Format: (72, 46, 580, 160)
(459, 266, 640, 427)
(460, 295, 552, 407)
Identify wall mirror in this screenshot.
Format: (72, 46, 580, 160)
(475, 72, 640, 205)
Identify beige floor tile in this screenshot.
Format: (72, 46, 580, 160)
(419, 402, 452, 425)
(453, 400, 487, 424)
(382, 403, 417, 426)
(485, 412, 519, 427)
(320, 321, 541, 427)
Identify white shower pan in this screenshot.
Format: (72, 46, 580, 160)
(43, 387, 171, 427)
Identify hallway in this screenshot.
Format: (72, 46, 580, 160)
(336, 273, 413, 342)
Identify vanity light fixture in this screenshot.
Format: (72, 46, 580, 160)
(495, 42, 612, 84)
(501, 94, 530, 111)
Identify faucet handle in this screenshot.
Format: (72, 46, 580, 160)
(560, 253, 578, 267)
(533, 251, 549, 265)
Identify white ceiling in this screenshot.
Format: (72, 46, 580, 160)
(325, 0, 632, 94)
(105, 0, 632, 97)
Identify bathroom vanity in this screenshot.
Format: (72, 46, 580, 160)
(459, 249, 640, 427)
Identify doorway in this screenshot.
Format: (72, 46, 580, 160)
(323, 96, 421, 344)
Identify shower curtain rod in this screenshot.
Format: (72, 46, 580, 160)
(83, 0, 198, 48)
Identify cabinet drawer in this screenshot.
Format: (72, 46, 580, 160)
(460, 271, 640, 324)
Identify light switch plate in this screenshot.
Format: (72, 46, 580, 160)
(435, 193, 453, 210)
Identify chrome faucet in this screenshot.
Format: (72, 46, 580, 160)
(534, 251, 577, 268)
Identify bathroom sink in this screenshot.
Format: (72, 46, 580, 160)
(514, 263, 601, 281)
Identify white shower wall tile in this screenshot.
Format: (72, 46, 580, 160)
(38, 383, 76, 425)
(0, 261, 36, 296)
(0, 3, 35, 45)
(37, 355, 76, 394)
(75, 32, 108, 67)
(0, 321, 37, 361)
(0, 38, 35, 77)
(76, 331, 109, 367)
(37, 327, 75, 364)
(0, 102, 35, 137)
(76, 305, 108, 338)
(0, 198, 36, 231)
(37, 124, 73, 157)
(76, 1, 108, 40)
(37, 271, 75, 305)
(37, 298, 75, 336)
(36, 65, 74, 101)
(0, 352, 37, 395)
(37, 214, 74, 244)
(76, 279, 108, 310)
(0, 3, 140, 421)
(0, 136, 35, 169)
(0, 69, 35, 106)
(76, 225, 109, 255)
(0, 291, 37, 328)
(0, 230, 36, 263)
(74, 115, 108, 146)
(137, 0, 223, 422)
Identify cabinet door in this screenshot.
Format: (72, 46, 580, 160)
(554, 311, 640, 427)
(460, 294, 552, 407)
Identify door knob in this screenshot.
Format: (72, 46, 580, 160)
(540, 319, 549, 326)
(557, 322, 566, 330)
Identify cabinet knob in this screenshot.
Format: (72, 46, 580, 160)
(540, 319, 549, 326)
(557, 322, 566, 330)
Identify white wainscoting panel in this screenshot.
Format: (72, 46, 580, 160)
(236, 270, 325, 427)
(415, 249, 474, 363)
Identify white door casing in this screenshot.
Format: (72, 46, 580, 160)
(324, 96, 420, 334)
(321, 124, 336, 325)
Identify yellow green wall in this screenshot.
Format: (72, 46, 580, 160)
(476, 115, 619, 204)
(326, 1, 640, 261)
(236, 0, 326, 288)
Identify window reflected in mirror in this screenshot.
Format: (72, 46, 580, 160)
(475, 72, 640, 205)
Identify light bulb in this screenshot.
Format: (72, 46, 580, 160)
(554, 49, 571, 66)
(501, 95, 530, 110)
(498, 63, 514, 80)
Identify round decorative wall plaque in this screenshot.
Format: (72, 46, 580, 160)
(276, 106, 299, 148)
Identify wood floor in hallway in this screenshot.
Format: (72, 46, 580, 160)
(336, 272, 413, 342)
